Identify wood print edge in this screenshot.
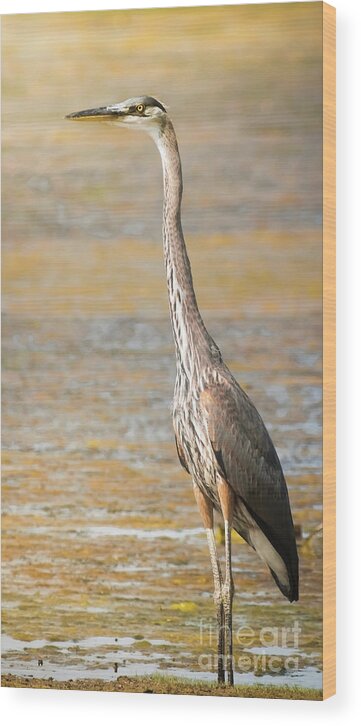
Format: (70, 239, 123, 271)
(322, 0, 336, 701)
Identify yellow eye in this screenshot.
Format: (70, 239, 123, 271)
(136, 104, 145, 113)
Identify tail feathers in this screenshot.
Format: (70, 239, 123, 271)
(247, 526, 299, 603)
(269, 565, 299, 603)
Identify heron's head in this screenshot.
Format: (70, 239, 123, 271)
(66, 96, 168, 138)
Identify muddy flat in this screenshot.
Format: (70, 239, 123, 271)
(2, 674, 322, 700)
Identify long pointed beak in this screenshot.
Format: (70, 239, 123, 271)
(65, 106, 124, 120)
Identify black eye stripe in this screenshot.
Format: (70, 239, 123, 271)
(127, 99, 166, 115)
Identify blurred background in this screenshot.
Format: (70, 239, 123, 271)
(2, 3, 323, 688)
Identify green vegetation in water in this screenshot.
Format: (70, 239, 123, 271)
(2, 673, 323, 700)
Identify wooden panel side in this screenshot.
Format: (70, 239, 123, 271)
(322, 0, 336, 701)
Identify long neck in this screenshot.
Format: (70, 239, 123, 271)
(154, 119, 212, 377)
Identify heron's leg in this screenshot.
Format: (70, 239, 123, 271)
(223, 519, 234, 685)
(217, 479, 235, 686)
(206, 527, 225, 683)
(193, 485, 225, 684)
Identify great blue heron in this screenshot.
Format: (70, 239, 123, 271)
(66, 96, 299, 686)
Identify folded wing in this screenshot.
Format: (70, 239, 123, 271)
(200, 380, 299, 602)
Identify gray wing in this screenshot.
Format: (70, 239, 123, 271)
(200, 379, 299, 602)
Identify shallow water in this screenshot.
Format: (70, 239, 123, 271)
(2, 4, 322, 689)
(2, 313, 322, 688)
